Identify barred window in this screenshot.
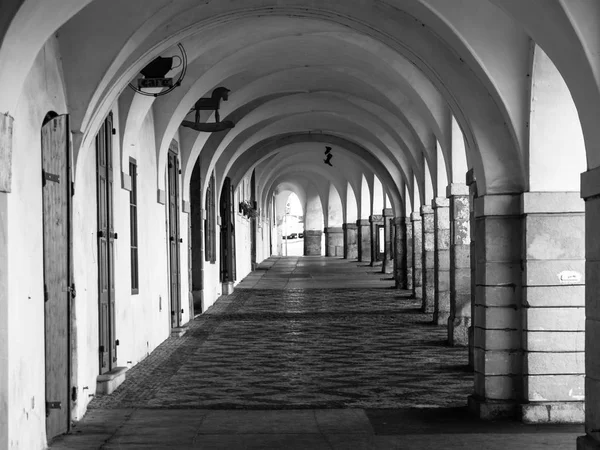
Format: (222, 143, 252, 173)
(129, 158, 139, 294)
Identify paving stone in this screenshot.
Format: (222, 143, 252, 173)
(51, 257, 581, 450)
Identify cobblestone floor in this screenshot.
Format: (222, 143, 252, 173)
(51, 256, 583, 449)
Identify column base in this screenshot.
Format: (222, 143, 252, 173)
(578, 436, 600, 450)
(521, 402, 584, 424)
(382, 258, 394, 274)
(468, 395, 517, 420)
(434, 311, 450, 327)
(448, 316, 470, 346)
(222, 282, 234, 295)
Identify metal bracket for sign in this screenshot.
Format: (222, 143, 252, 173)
(46, 401, 62, 416)
(42, 170, 60, 185)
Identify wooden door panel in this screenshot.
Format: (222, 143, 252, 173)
(42, 114, 71, 440)
(167, 150, 181, 327)
(97, 113, 115, 372)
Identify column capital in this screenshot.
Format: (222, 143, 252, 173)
(382, 208, 394, 217)
(324, 226, 343, 233)
(342, 222, 357, 230)
(420, 205, 433, 215)
(393, 217, 405, 226)
(432, 197, 449, 209)
(474, 194, 520, 218)
(446, 183, 469, 197)
(521, 192, 583, 214)
(356, 219, 370, 226)
(410, 212, 421, 222)
(582, 166, 600, 200)
(369, 214, 383, 223)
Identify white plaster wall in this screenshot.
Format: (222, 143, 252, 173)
(8, 37, 68, 450)
(234, 213, 253, 284)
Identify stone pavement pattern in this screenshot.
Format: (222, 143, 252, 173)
(51, 257, 582, 449)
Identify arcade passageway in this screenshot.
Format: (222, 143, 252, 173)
(50, 257, 580, 449)
(4, 2, 600, 449)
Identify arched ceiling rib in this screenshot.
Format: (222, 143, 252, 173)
(46, 1, 527, 195)
(8, 0, 600, 206)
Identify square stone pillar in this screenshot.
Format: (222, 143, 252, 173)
(411, 212, 422, 299)
(393, 217, 407, 289)
(304, 230, 322, 256)
(447, 183, 471, 346)
(324, 226, 344, 257)
(433, 198, 451, 326)
(356, 219, 371, 263)
(343, 223, 358, 259)
(405, 218, 414, 291)
(520, 192, 584, 424)
(369, 215, 384, 266)
(0, 113, 13, 193)
(467, 170, 478, 368)
(579, 168, 600, 448)
(421, 205, 435, 313)
(382, 208, 394, 274)
(468, 194, 523, 420)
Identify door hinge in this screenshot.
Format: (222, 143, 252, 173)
(115, 339, 120, 346)
(71, 181, 75, 196)
(44, 284, 48, 303)
(112, 128, 116, 135)
(63, 284, 76, 298)
(71, 386, 78, 402)
(99, 345, 105, 353)
(46, 401, 62, 416)
(42, 170, 60, 186)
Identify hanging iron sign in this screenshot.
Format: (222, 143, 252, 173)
(129, 43, 187, 97)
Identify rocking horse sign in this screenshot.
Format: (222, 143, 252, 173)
(182, 87, 235, 132)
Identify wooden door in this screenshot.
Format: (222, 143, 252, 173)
(190, 161, 203, 312)
(168, 150, 182, 327)
(42, 114, 72, 440)
(219, 178, 236, 282)
(96, 113, 117, 374)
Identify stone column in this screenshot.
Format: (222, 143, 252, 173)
(405, 218, 414, 291)
(421, 205, 435, 313)
(382, 208, 394, 274)
(447, 183, 471, 346)
(369, 214, 383, 266)
(579, 169, 600, 448)
(411, 212, 422, 299)
(304, 230, 322, 256)
(393, 217, 407, 289)
(468, 194, 523, 420)
(520, 192, 584, 424)
(324, 226, 344, 257)
(356, 219, 371, 263)
(343, 223, 358, 259)
(433, 198, 451, 326)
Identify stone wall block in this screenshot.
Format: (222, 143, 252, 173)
(523, 307, 584, 331)
(474, 348, 522, 375)
(525, 214, 584, 260)
(474, 373, 520, 400)
(475, 305, 520, 330)
(474, 327, 521, 351)
(525, 375, 584, 402)
(525, 285, 584, 308)
(476, 216, 522, 262)
(524, 330, 584, 352)
(474, 285, 518, 308)
(525, 352, 585, 375)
